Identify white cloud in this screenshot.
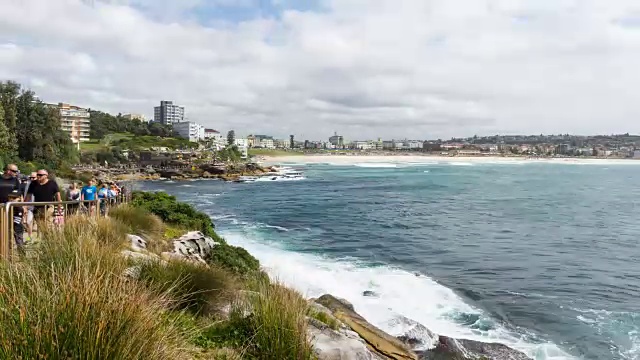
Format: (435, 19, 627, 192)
(1, 0, 639, 140)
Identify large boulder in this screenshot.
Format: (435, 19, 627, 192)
(309, 317, 385, 360)
(387, 316, 438, 350)
(161, 231, 220, 264)
(316, 295, 418, 360)
(418, 336, 531, 360)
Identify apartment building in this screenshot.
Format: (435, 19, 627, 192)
(56, 103, 90, 144)
(153, 100, 185, 125)
(173, 121, 204, 142)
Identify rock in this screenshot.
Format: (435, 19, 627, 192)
(419, 336, 531, 360)
(316, 294, 418, 360)
(121, 249, 158, 262)
(171, 231, 220, 264)
(387, 316, 438, 350)
(308, 316, 385, 360)
(128, 234, 147, 252)
(362, 290, 378, 297)
(123, 265, 141, 279)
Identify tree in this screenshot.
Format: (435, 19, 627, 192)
(0, 81, 76, 170)
(227, 130, 235, 146)
(289, 135, 294, 149)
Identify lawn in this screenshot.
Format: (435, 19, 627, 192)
(248, 149, 304, 157)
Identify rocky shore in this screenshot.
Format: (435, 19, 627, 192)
(74, 162, 273, 183)
(125, 230, 532, 360)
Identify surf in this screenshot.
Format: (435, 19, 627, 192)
(221, 229, 574, 360)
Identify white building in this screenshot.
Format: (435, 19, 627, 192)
(260, 138, 276, 149)
(173, 121, 204, 142)
(234, 138, 249, 159)
(204, 129, 225, 150)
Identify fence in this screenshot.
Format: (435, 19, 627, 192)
(0, 194, 130, 261)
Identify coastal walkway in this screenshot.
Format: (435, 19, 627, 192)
(0, 195, 130, 261)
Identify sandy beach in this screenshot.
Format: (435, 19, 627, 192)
(260, 154, 640, 166)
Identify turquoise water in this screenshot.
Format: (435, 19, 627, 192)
(139, 161, 640, 359)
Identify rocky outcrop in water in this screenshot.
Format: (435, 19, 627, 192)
(310, 294, 532, 360)
(315, 295, 419, 360)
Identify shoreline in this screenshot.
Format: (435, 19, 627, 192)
(259, 154, 640, 166)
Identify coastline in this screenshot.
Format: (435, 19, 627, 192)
(259, 154, 640, 166)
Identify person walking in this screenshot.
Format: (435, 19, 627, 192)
(23, 172, 37, 239)
(0, 164, 26, 254)
(26, 169, 62, 223)
(81, 179, 98, 215)
(66, 183, 81, 215)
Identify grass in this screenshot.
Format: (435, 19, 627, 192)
(248, 149, 304, 157)
(108, 204, 167, 252)
(79, 139, 107, 152)
(0, 215, 191, 359)
(0, 196, 317, 360)
(137, 259, 237, 317)
(234, 277, 314, 360)
(307, 307, 340, 330)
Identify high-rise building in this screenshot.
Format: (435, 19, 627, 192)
(153, 100, 184, 125)
(56, 103, 90, 144)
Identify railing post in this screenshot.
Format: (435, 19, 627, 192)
(0, 206, 7, 261)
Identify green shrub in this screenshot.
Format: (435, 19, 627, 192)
(137, 260, 237, 317)
(209, 244, 260, 275)
(0, 215, 190, 359)
(131, 191, 220, 241)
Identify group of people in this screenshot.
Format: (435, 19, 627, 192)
(67, 179, 124, 215)
(0, 163, 127, 254)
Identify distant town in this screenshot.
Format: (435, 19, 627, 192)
(56, 99, 640, 160)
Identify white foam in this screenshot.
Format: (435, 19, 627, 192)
(448, 162, 474, 166)
(255, 176, 306, 182)
(354, 163, 397, 168)
(222, 230, 574, 360)
(262, 224, 290, 232)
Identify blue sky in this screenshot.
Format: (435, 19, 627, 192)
(129, 0, 326, 25)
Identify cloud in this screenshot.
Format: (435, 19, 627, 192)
(1, 0, 639, 140)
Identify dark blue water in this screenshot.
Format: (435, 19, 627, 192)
(139, 161, 640, 359)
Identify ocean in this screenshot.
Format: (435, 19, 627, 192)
(138, 160, 640, 360)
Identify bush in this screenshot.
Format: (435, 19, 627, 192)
(137, 260, 237, 317)
(232, 277, 314, 360)
(131, 191, 219, 241)
(209, 244, 260, 276)
(0, 215, 190, 359)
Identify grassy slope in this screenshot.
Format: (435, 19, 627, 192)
(0, 194, 315, 359)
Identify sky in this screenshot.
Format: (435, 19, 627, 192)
(1, 0, 639, 140)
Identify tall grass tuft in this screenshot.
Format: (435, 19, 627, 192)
(109, 204, 165, 240)
(0, 215, 191, 359)
(137, 259, 237, 317)
(236, 277, 314, 360)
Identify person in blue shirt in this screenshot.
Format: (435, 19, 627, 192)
(81, 179, 98, 215)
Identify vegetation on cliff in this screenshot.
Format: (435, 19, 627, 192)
(0, 195, 314, 359)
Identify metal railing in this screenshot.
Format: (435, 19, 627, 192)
(0, 194, 130, 261)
